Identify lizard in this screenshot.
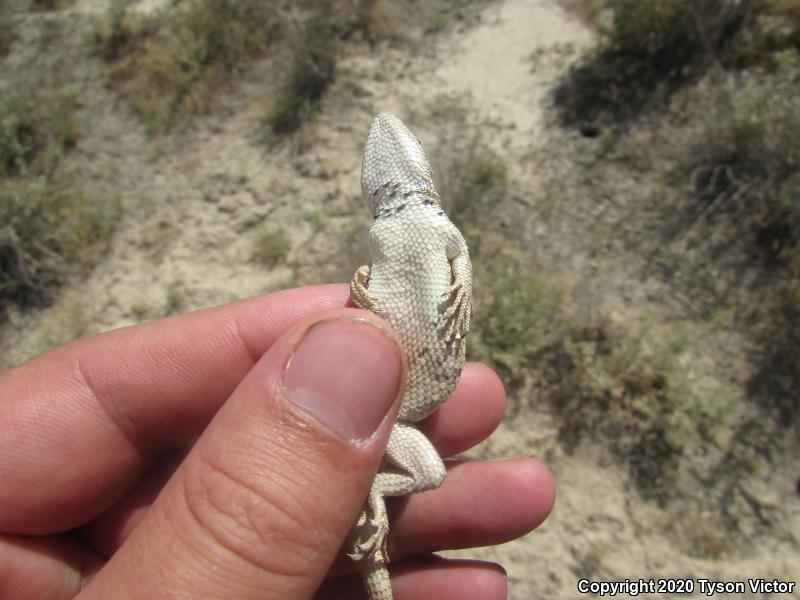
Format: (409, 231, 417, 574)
(348, 113, 473, 600)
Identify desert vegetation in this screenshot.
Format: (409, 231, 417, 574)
(543, 0, 799, 553)
(90, 0, 490, 135)
(0, 28, 119, 312)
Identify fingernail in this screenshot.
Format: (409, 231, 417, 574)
(282, 318, 402, 440)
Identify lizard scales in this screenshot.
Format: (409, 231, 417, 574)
(349, 113, 473, 599)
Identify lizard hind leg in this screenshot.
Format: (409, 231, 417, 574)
(381, 423, 447, 495)
(349, 423, 446, 564)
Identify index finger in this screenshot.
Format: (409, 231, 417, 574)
(0, 284, 349, 534)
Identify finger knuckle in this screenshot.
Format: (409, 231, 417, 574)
(178, 446, 324, 578)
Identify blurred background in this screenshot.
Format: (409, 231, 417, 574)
(1, 0, 797, 597)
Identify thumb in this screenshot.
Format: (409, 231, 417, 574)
(79, 308, 405, 600)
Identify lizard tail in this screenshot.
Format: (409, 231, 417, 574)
(359, 562, 393, 600)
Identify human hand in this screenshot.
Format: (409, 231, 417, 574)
(0, 284, 555, 599)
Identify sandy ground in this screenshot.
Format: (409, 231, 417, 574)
(2, 0, 798, 597)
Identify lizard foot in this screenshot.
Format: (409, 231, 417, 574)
(348, 514, 390, 564)
(350, 264, 378, 312)
(439, 281, 472, 342)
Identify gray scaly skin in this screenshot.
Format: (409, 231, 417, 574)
(349, 113, 473, 600)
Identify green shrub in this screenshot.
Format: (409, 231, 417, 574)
(95, 0, 280, 132)
(537, 323, 684, 502)
(695, 49, 800, 261)
(555, 0, 752, 129)
(261, 17, 337, 137)
(305, 209, 325, 233)
(165, 280, 186, 314)
(0, 41, 104, 312)
(0, 82, 77, 177)
(444, 141, 507, 228)
(747, 284, 800, 429)
(30, 0, 72, 10)
(0, 6, 14, 56)
(722, 0, 800, 67)
(252, 227, 290, 266)
(90, 0, 141, 62)
(0, 180, 121, 309)
(469, 267, 565, 387)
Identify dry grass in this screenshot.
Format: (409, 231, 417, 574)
(0, 79, 77, 177)
(93, 0, 489, 135)
(0, 68, 118, 313)
(537, 322, 689, 503)
(542, 2, 800, 546)
(260, 16, 337, 138)
(0, 179, 121, 310)
(92, 0, 280, 132)
(554, 0, 798, 131)
(0, 5, 14, 55)
(30, 0, 73, 10)
(695, 49, 800, 264)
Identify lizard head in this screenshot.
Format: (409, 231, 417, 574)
(361, 113, 439, 215)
